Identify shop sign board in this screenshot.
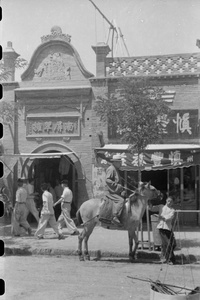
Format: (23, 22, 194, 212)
(164, 109, 199, 139)
(95, 146, 200, 171)
(26, 115, 80, 137)
(108, 109, 199, 140)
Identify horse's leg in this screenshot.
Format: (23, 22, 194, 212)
(128, 229, 139, 261)
(83, 220, 96, 261)
(78, 227, 85, 261)
(132, 231, 139, 259)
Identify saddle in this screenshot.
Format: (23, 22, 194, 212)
(99, 197, 114, 224)
(99, 195, 130, 224)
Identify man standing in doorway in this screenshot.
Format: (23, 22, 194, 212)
(54, 179, 79, 235)
(11, 178, 32, 236)
(105, 154, 125, 226)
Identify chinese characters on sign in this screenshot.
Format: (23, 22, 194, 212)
(151, 152, 164, 167)
(130, 150, 184, 168)
(26, 116, 80, 137)
(173, 112, 192, 134)
(165, 109, 198, 139)
(98, 149, 195, 170)
(108, 109, 198, 139)
(131, 153, 146, 167)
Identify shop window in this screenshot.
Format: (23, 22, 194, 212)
(169, 169, 180, 204)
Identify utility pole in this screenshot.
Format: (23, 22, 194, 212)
(89, 0, 130, 57)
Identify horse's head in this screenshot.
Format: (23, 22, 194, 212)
(127, 182, 160, 220)
(137, 181, 160, 200)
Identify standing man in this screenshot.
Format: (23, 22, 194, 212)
(54, 179, 79, 235)
(11, 178, 32, 237)
(105, 154, 125, 226)
(149, 196, 177, 264)
(35, 183, 65, 240)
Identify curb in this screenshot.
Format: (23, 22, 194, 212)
(4, 246, 199, 264)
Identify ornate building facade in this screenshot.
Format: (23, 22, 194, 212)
(2, 26, 200, 224)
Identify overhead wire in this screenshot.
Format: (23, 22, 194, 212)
(94, 7, 97, 46)
(103, 15, 107, 45)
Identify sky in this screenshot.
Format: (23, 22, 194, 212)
(1, 0, 200, 80)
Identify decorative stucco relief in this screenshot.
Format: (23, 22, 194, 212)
(34, 51, 72, 81)
(21, 26, 94, 81)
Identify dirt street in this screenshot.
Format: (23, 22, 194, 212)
(1, 256, 200, 300)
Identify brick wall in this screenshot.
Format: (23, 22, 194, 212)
(105, 77, 200, 144)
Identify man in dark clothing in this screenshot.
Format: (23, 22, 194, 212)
(105, 154, 125, 226)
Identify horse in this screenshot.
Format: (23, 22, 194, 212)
(76, 181, 160, 261)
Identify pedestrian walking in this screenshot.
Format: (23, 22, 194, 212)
(35, 183, 65, 240)
(54, 179, 79, 235)
(23, 178, 39, 222)
(11, 178, 32, 237)
(149, 196, 177, 264)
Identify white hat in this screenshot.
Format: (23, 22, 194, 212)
(111, 154, 122, 161)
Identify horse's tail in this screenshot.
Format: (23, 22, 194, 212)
(76, 209, 83, 226)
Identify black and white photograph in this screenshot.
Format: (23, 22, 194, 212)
(1, 0, 200, 299)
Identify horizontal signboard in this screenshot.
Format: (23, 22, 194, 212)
(26, 115, 80, 137)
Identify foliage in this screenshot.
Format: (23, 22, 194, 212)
(0, 57, 28, 82)
(0, 61, 11, 82)
(0, 56, 27, 123)
(14, 57, 28, 70)
(94, 77, 171, 155)
(0, 101, 21, 124)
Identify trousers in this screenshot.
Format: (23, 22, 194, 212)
(25, 196, 39, 222)
(106, 193, 124, 217)
(159, 228, 176, 262)
(35, 214, 61, 237)
(11, 202, 31, 236)
(57, 203, 77, 234)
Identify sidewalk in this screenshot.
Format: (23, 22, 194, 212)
(1, 218, 200, 263)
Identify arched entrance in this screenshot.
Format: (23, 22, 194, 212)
(20, 143, 82, 219)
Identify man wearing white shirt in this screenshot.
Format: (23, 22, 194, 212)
(11, 178, 32, 236)
(54, 179, 79, 235)
(35, 183, 65, 240)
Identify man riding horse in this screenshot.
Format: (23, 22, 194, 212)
(104, 154, 125, 226)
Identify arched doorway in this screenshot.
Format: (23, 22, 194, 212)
(21, 143, 82, 219)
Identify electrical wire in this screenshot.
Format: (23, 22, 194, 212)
(103, 16, 107, 44)
(94, 7, 97, 46)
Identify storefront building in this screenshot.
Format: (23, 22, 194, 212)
(91, 43, 200, 226)
(2, 26, 200, 224)
(2, 26, 96, 217)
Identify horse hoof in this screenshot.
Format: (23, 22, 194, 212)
(129, 255, 135, 262)
(129, 257, 135, 263)
(79, 256, 85, 261)
(85, 255, 90, 261)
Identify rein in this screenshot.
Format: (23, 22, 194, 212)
(82, 188, 136, 226)
(81, 214, 100, 226)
